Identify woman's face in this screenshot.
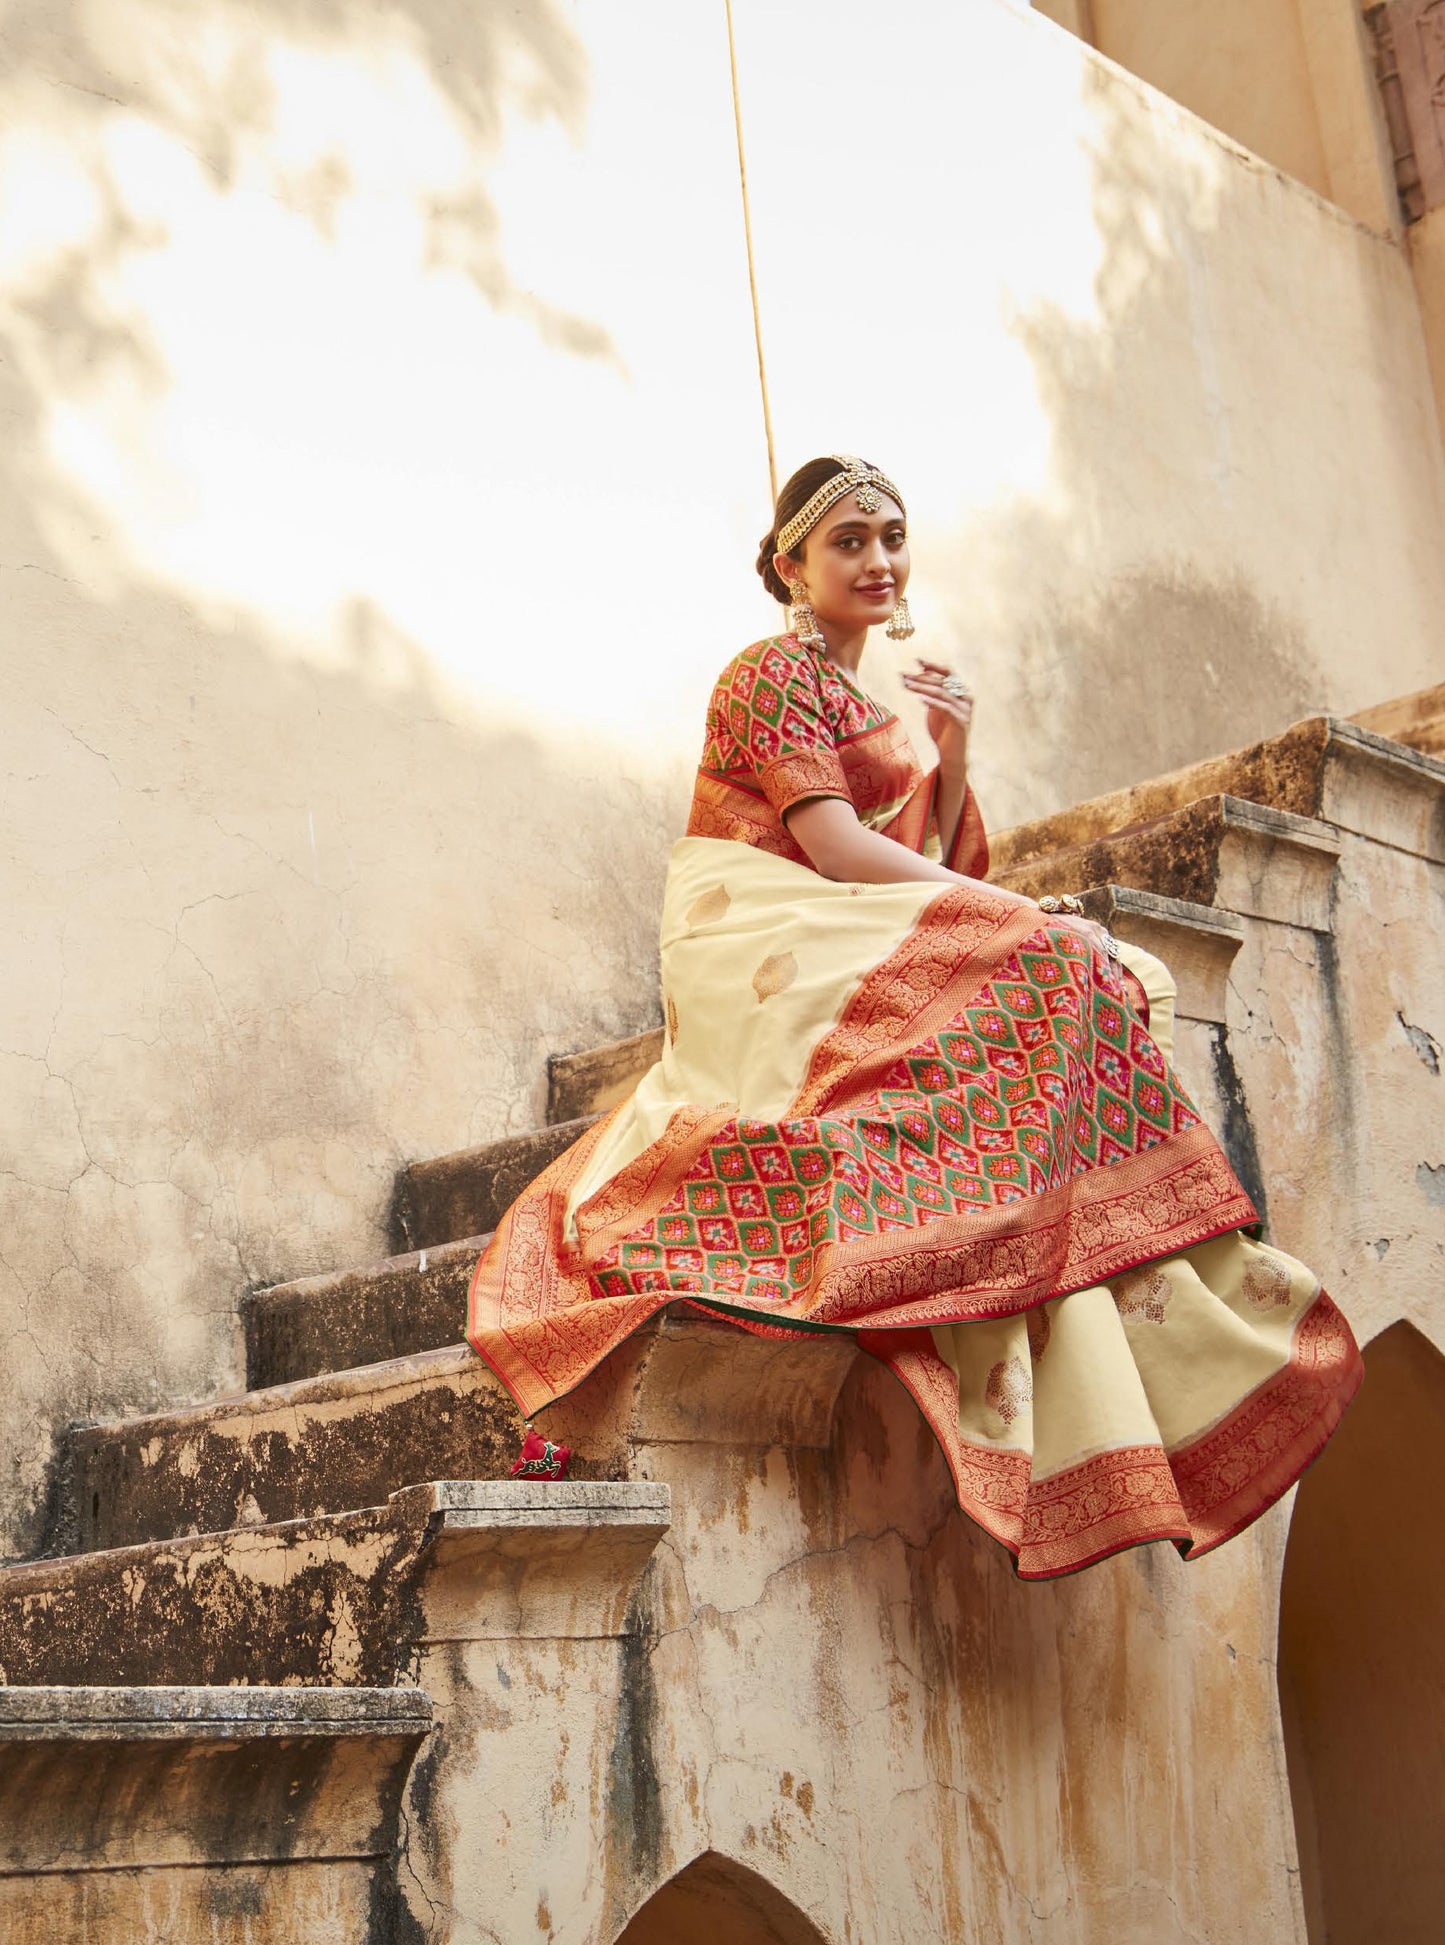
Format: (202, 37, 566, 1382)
(778, 494, 909, 636)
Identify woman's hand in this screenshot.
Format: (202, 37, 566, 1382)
(900, 658, 972, 779)
(1045, 911, 1118, 959)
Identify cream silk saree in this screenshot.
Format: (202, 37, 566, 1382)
(468, 639, 1360, 1577)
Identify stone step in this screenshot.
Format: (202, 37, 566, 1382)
(1350, 678, 1445, 761)
(0, 1685, 431, 1939)
(244, 1232, 487, 1388)
(71, 1343, 616, 1552)
(993, 792, 1342, 930)
(547, 1026, 664, 1124)
(0, 1494, 434, 1688)
(990, 712, 1445, 880)
(394, 1113, 597, 1251)
(77, 1306, 859, 1554)
(0, 1480, 669, 1688)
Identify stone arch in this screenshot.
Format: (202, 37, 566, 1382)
(1278, 1319, 1445, 1945)
(613, 1851, 832, 1945)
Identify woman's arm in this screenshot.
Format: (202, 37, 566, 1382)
(786, 796, 1022, 897)
(786, 798, 1116, 958)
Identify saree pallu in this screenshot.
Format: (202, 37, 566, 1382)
(468, 836, 1361, 1578)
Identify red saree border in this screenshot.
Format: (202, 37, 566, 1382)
(803, 1123, 1254, 1327)
(567, 884, 1045, 1276)
(474, 1129, 1254, 1416)
(473, 884, 1259, 1406)
(763, 748, 851, 814)
(467, 1110, 621, 1400)
(862, 1285, 1361, 1578)
(792, 887, 1044, 1116)
(573, 1104, 737, 1262)
(1172, 1288, 1363, 1556)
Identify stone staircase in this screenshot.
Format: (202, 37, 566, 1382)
(0, 686, 1440, 1942)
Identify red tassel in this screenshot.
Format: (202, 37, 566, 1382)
(508, 1427, 572, 1481)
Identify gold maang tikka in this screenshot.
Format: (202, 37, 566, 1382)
(776, 454, 906, 553)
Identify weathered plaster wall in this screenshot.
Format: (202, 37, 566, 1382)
(0, 0, 766, 1555)
(400, 1356, 1309, 1945)
(1092, 0, 1334, 199)
(734, 0, 1445, 830)
(1, 0, 1442, 1558)
(1034, 0, 1399, 235)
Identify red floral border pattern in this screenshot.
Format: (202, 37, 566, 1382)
(864, 1287, 1362, 1578)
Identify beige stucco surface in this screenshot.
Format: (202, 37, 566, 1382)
(0, 0, 1442, 1563)
(405, 1373, 1308, 1945)
(1092, 0, 1334, 199)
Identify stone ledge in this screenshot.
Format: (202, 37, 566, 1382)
(71, 1345, 535, 1553)
(1080, 885, 1243, 1027)
(0, 1475, 678, 1684)
(71, 1313, 860, 1554)
(989, 716, 1336, 873)
(403, 1480, 672, 1644)
(1319, 718, 1445, 861)
(0, 1686, 430, 1895)
(395, 1115, 598, 1250)
(407, 1478, 672, 1529)
(244, 1232, 487, 1389)
(0, 1684, 433, 1740)
(1351, 679, 1445, 759)
(548, 1027, 665, 1125)
(1081, 883, 1245, 939)
(0, 1497, 436, 1688)
(989, 708, 1445, 878)
(995, 791, 1341, 928)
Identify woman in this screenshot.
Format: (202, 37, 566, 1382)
(468, 454, 1360, 1578)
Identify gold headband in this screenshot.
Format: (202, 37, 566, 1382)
(775, 454, 906, 555)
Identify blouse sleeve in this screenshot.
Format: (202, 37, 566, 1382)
(720, 642, 851, 820)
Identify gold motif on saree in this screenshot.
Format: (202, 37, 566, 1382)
(686, 884, 732, 927)
(666, 995, 679, 1044)
(1026, 1305, 1051, 1362)
(1114, 1267, 1171, 1323)
(1242, 1255, 1292, 1309)
(986, 1355, 1032, 1426)
(752, 951, 798, 1003)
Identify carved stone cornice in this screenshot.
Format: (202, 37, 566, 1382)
(1368, 0, 1445, 219)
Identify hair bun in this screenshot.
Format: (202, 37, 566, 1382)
(756, 531, 791, 606)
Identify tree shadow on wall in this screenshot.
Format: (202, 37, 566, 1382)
(0, 331, 678, 1555)
(1, 0, 618, 362)
(958, 53, 1345, 826)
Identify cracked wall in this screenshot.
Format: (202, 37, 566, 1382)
(2, 0, 1444, 1557)
(402, 1364, 1310, 1945)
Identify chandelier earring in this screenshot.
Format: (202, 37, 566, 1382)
(885, 594, 915, 642)
(787, 578, 826, 652)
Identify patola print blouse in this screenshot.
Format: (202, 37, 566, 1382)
(685, 634, 989, 879)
